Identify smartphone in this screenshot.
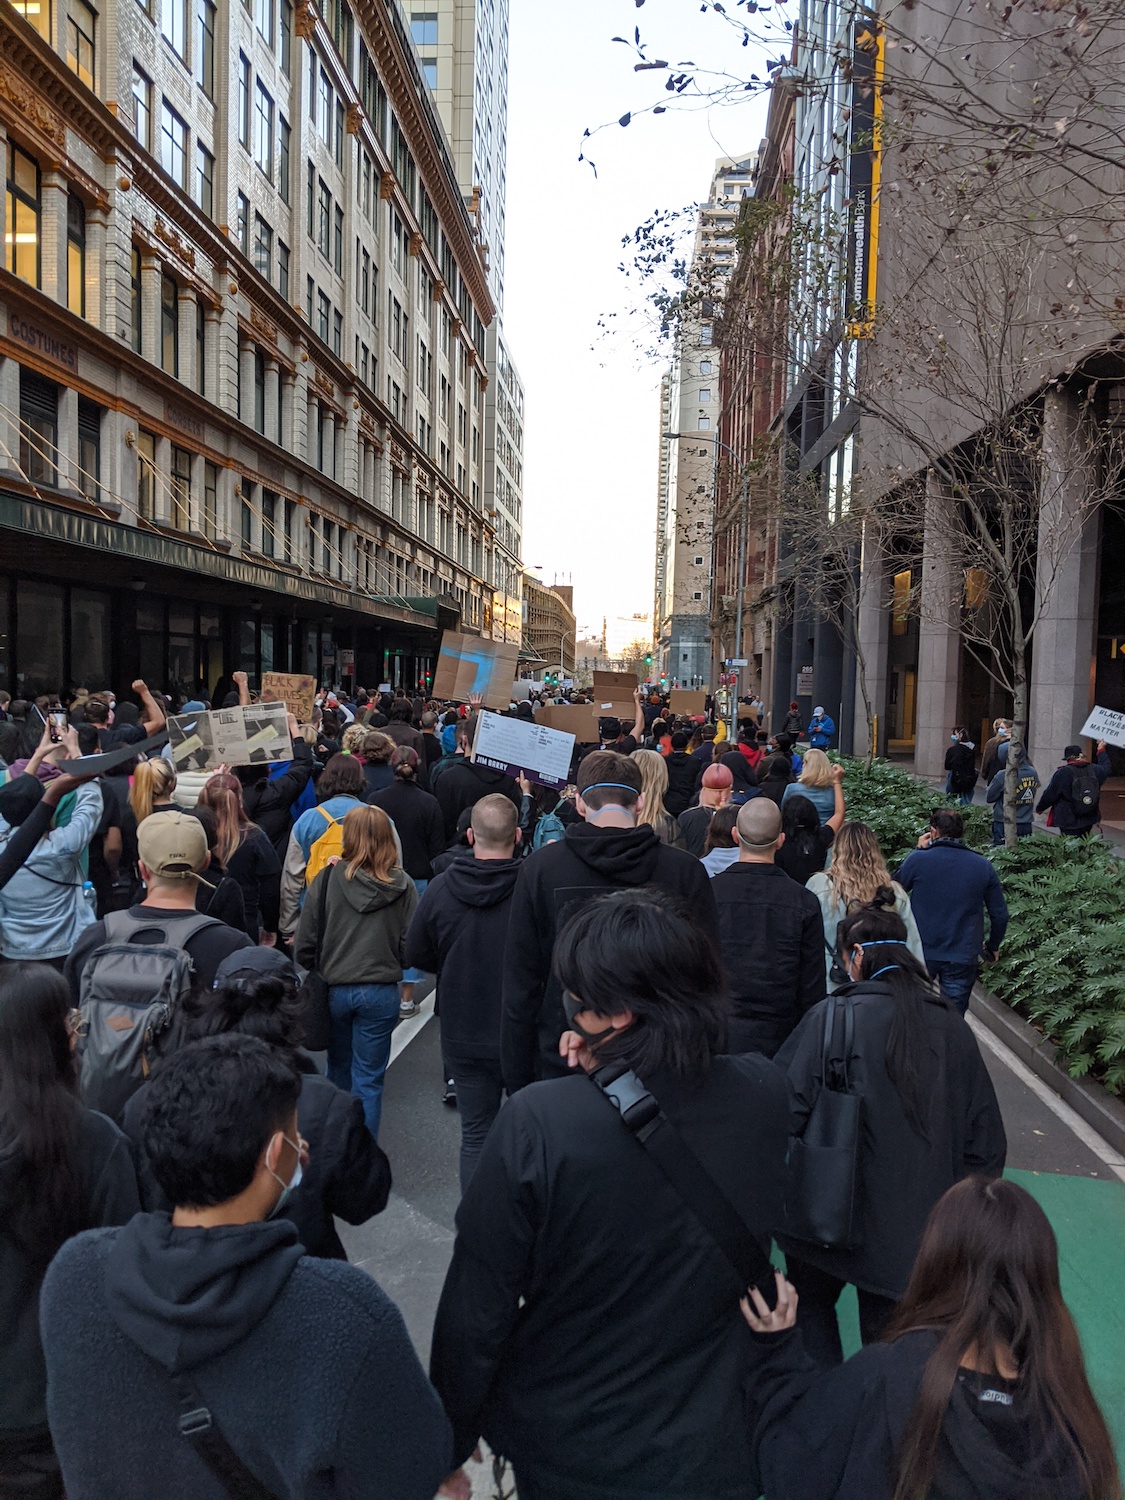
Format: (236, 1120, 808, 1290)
(49, 708, 67, 743)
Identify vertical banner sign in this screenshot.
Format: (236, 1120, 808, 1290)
(846, 11, 884, 338)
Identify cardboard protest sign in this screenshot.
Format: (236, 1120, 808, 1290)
(472, 710, 575, 790)
(537, 703, 600, 743)
(669, 690, 708, 717)
(167, 702, 291, 772)
(431, 631, 520, 709)
(592, 670, 637, 714)
(1079, 704, 1125, 748)
(260, 672, 317, 723)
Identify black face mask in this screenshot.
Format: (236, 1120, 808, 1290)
(563, 991, 615, 1046)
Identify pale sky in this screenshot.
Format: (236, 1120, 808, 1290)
(502, 0, 771, 637)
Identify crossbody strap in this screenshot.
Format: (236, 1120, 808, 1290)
(587, 1064, 774, 1294)
(176, 1378, 281, 1500)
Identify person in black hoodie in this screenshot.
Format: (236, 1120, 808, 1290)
(121, 949, 391, 1260)
(775, 895, 1006, 1363)
(41, 1033, 456, 1500)
(501, 750, 719, 1092)
(405, 794, 523, 1189)
(743, 1176, 1119, 1500)
(0, 963, 139, 1500)
(664, 730, 706, 816)
(945, 725, 979, 806)
(235, 725, 314, 862)
(432, 713, 522, 843)
(432, 888, 789, 1500)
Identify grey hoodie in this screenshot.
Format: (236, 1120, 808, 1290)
(296, 860, 419, 985)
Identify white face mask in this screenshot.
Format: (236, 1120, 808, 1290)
(267, 1133, 304, 1217)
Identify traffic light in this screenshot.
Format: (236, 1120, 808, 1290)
(645, 654, 652, 666)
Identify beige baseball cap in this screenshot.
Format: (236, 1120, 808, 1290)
(138, 811, 207, 879)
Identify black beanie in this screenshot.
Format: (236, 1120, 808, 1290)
(0, 773, 46, 827)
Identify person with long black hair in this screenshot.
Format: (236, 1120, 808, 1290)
(775, 894, 1007, 1364)
(0, 962, 139, 1499)
(743, 1175, 1121, 1500)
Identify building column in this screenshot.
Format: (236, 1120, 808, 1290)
(177, 289, 197, 391)
(853, 521, 891, 757)
(264, 359, 280, 444)
(0, 356, 21, 476)
(1029, 388, 1101, 769)
(153, 434, 172, 525)
(239, 341, 257, 427)
(189, 452, 206, 533)
(85, 208, 108, 333)
(279, 372, 293, 450)
(57, 385, 79, 492)
(40, 169, 68, 306)
(204, 304, 223, 403)
(292, 347, 310, 459)
(915, 472, 962, 778)
(341, 396, 359, 494)
(140, 255, 161, 366)
(105, 408, 136, 520)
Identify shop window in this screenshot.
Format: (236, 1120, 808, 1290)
(6, 142, 40, 288)
(70, 588, 111, 689)
(892, 569, 911, 637)
(19, 369, 57, 485)
(67, 194, 86, 318)
(15, 580, 65, 697)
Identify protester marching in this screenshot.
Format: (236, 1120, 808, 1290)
(0, 666, 1119, 1500)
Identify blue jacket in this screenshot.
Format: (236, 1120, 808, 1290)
(0, 782, 102, 960)
(41, 1214, 451, 1500)
(986, 761, 1039, 828)
(807, 714, 835, 750)
(896, 840, 1009, 964)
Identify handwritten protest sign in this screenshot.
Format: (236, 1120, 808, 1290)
(260, 672, 317, 722)
(1079, 705, 1125, 748)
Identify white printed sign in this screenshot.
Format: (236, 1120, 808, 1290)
(471, 710, 576, 790)
(1079, 704, 1125, 748)
(167, 702, 291, 771)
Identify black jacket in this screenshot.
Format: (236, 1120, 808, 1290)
(433, 760, 522, 845)
(945, 741, 979, 794)
(711, 862, 826, 1057)
(240, 740, 314, 861)
(747, 1326, 1088, 1500)
(1035, 751, 1111, 834)
(431, 1058, 790, 1496)
(1, 1107, 138, 1440)
(664, 750, 704, 817)
(405, 856, 522, 1059)
(41, 1214, 452, 1500)
(122, 1060, 391, 1260)
(368, 779, 445, 880)
(678, 802, 716, 858)
(775, 980, 1006, 1297)
(502, 823, 720, 1091)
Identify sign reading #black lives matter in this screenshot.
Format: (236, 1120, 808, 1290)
(168, 702, 292, 772)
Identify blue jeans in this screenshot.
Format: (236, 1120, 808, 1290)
(327, 983, 400, 1139)
(446, 1051, 505, 1192)
(929, 960, 979, 1015)
(402, 877, 429, 985)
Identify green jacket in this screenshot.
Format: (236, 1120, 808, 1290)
(296, 860, 418, 985)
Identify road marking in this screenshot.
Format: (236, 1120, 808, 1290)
(388, 990, 435, 1067)
(968, 1014, 1125, 1185)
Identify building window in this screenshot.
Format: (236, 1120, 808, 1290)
(67, 194, 85, 318)
(317, 290, 330, 343)
(241, 490, 253, 549)
(253, 349, 266, 432)
(277, 239, 289, 299)
(130, 247, 142, 351)
(420, 59, 436, 87)
(203, 461, 219, 539)
(280, 0, 292, 74)
(77, 397, 101, 502)
(5, 143, 40, 288)
(137, 429, 155, 519)
(236, 192, 249, 255)
(160, 100, 187, 187)
(238, 53, 251, 146)
(261, 489, 276, 556)
(254, 81, 274, 179)
(700, 359, 712, 375)
(197, 0, 215, 97)
(333, 204, 343, 273)
(254, 213, 272, 279)
(66, 0, 95, 86)
(132, 63, 152, 150)
(694, 554, 704, 565)
(700, 325, 713, 346)
(196, 299, 206, 395)
(12, 0, 51, 39)
(317, 178, 331, 258)
(699, 388, 711, 403)
(693, 591, 703, 601)
(196, 143, 214, 217)
(698, 414, 710, 430)
(161, 272, 179, 376)
(410, 12, 437, 47)
(170, 445, 192, 530)
(332, 308, 342, 355)
(162, 0, 187, 58)
(254, 0, 272, 45)
(306, 274, 314, 323)
(20, 371, 57, 485)
(278, 116, 290, 203)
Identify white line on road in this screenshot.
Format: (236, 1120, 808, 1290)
(968, 1014, 1125, 1185)
(388, 991, 435, 1068)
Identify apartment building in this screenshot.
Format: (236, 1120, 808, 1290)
(522, 574, 574, 681)
(0, 0, 498, 699)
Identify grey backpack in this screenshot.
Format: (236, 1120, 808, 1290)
(77, 910, 225, 1120)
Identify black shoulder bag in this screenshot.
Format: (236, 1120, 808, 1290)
(782, 994, 862, 1250)
(176, 1378, 281, 1499)
(587, 1063, 778, 1306)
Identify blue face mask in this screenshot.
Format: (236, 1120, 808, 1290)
(950, 733, 960, 742)
(267, 1134, 305, 1217)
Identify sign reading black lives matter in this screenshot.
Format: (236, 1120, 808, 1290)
(167, 702, 292, 772)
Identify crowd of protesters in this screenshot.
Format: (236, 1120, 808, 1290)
(0, 675, 1118, 1500)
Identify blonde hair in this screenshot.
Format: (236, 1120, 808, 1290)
(799, 748, 835, 789)
(342, 723, 368, 755)
(630, 748, 669, 829)
(129, 759, 177, 823)
(198, 773, 251, 867)
(826, 822, 893, 910)
(342, 804, 399, 883)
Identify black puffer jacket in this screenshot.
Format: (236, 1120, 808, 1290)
(501, 823, 719, 1091)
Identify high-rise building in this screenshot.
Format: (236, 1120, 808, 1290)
(0, 0, 500, 697)
(654, 154, 755, 689)
(403, 0, 523, 639)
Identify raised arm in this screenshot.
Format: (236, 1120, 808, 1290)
(826, 763, 847, 835)
(131, 679, 167, 735)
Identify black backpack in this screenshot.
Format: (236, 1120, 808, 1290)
(1067, 763, 1101, 816)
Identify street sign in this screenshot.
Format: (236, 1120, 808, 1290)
(728, 658, 748, 667)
